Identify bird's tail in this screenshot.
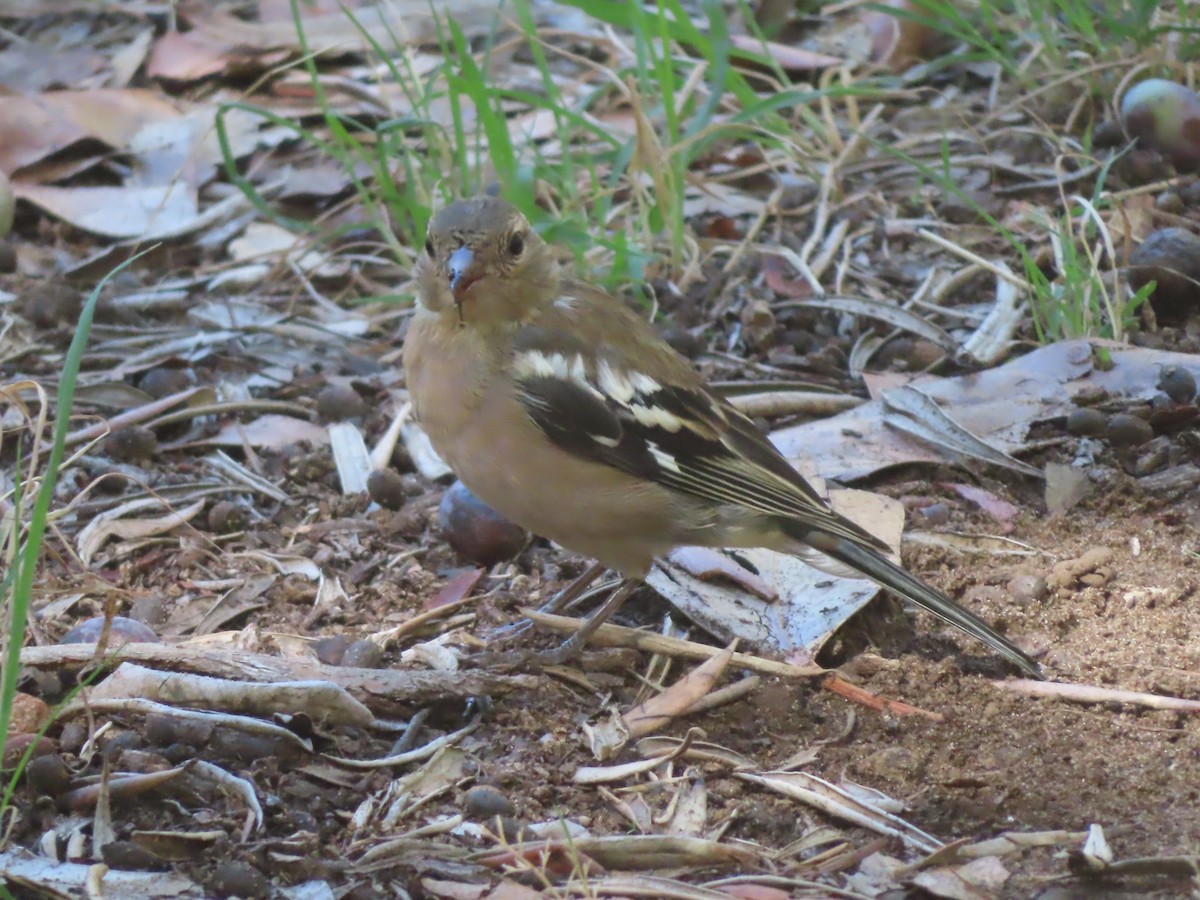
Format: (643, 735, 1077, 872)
(792, 527, 1043, 679)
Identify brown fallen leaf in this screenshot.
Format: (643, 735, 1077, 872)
(148, 30, 289, 82)
(623, 644, 736, 738)
(0, 88, 178, 174)
(762, 253, 812, 298)
(13, 182, 198, 240)
(909, 856, 1011, 900)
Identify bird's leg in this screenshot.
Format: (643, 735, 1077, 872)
(537, 560, 608, 616)
(526, 578, 640, 666)
(487, 560, 607, 643)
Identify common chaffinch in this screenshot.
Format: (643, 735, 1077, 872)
(403, 197, 1042, 679)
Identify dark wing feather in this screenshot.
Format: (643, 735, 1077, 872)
(509, 301, 888, 552)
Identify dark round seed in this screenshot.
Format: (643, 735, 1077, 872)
(367, 468, 406, 510)
(463, 784, 517, 818)
(138, 367, 195, 399)
(25, 754, 71, 797)
(208, 500, 249, 533)
(1158, 365, 1197, 404)
(316, 383, 367, 421)
(1106, 413, 1154, 447)
(208, 861, 269, 899)
(1155, 191, 1186, 215)
(659, 325, 702, 358)
(1066, 407, 1106, 437)
(340, 638, 384, 669)
(438, 481, 528, 566)
(104, 426, 157, 463)
(495, 815, 528, 842)
(102, 841, 166, 871)
(1150, 392, 1175, 412)
(314, 635, 353, 666)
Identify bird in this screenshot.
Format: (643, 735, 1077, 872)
(403, 196, 1043, 679)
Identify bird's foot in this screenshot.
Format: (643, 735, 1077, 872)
(483, 561, 608, 647)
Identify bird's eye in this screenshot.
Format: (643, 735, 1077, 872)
(424, 238, 435, 258)
(507, 232, 525, 257)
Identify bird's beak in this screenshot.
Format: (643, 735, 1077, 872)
(447, 245, 480, 303)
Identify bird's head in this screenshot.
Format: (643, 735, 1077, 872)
(416, 197, 558, 326)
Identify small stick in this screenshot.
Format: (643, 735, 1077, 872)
(821, 674, 944, 721)
(521, 609, 823, 679)
(992, 679, 1200, 712)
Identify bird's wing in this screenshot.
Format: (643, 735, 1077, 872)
(509, 292, 888, 551)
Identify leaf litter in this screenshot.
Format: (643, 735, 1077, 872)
(2, 0, 1200, 897)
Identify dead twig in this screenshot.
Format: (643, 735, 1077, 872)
(522, 608, 823, 679)
(992, 679, 1200, 712)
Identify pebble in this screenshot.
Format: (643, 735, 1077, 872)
(128, 594, 168, 626)
(1133, 436, 1171, 476)
(1007, 573, 1048, 605)
(495, 815, 528, 842)
(1091, 119, 1125, 148)
(861, 747, 921, 781)
(9, 692, 49, 733)
(58, 722, 88, 755)
(145, 712, 214, 748)
(99, 731, 141, 764)
(2, 734, 57, 769)
(911, 502, 950, 527)
(20, 284, 82, 328)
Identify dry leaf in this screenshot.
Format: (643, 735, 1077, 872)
(623, 645, 735, 738)
(0, 88, 178, 174)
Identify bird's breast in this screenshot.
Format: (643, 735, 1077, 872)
(403, 312, 492, 447)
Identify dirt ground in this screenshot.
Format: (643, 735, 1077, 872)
(5, 4, 1200, 897)
(7, 341, 1200, 896)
